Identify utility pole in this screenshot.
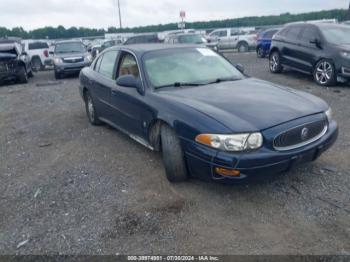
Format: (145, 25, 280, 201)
(117, 0, 122, 29)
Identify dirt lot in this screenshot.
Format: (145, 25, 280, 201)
(0, 52, 349, 255)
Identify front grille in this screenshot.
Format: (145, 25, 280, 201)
(63, 57, 83, 63)
(274, 119, 327, 151)
(0, 62, 16, 72)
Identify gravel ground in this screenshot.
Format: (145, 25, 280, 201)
(0, 53, 349, 255)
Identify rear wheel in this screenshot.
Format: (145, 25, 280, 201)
(161, 124, 188, 182)
(269, 51, 283, 73)
(237, 42, 249, 53)
(84, 91, 101, 125)
(257, 46, 265, 58)
(313, 59, 337, 87)
(17, 66, 28, 84)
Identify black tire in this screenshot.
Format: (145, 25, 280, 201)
(160, 124, 188, 182)
(28, 68, 34, 78)
(269, 51, 283, 73)
(313, 59, 337, 87)
(84, 91, 101, 125)
(17, 66, 28, 84)
(32, 57, 43, 71)
(237, 42, 249, 53)
(257, 46, 266, 58)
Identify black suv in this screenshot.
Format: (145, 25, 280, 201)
(269, 23, 350, 86)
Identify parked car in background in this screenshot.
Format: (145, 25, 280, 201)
(256, 28, 280, 58)
(269, 23, 350, 86)
(123, 34, 161, 45)
(51, 40, 92, 79)
(22, 40, 51, 71)
(208, 28, 257, 52)
(79, 45, 337, 183)
(100, 39, 121, 52)
(0, 39, 33, 84)
(164, 33, 218, 51)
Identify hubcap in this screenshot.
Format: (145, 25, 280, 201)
(315, 61, 332, 85)
(87, 97, 94, 121)
(270, 55, 279, 71)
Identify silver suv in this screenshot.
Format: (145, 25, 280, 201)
(51, 40, 92, 79)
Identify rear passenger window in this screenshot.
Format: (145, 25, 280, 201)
(28, 42, 49, 50)
(94, 55, 103, 71)
(98, 51, 119, 79)
(286, 26, 302, 41)
(300, 27, 319, 43)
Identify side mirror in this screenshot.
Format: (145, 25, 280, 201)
(235, 64, 245, 74)
(21, 51, 28, 56)
(310, 38, 322, 48)
(116, 74, 139, 88)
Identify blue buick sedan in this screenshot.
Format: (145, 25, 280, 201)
(79, 45, 338, 183)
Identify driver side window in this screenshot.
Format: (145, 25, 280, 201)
(118, 53, 140, 79)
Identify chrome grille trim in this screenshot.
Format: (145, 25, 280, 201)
(273, 122, 328, 151)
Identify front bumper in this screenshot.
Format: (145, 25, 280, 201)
(183, 120, 338, 183)
(54, 62, 90, 74)
(0, 69, 20, 83)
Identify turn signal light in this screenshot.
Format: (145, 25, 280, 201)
(215, 167, 241, 177)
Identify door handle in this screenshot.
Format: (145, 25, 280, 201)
(111, 86, 118, 95)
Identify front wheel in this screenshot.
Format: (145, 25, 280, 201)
(84, 91, 101, 125)
(313, 59, 337, 87)
(257, 47, 265, 58)
(269, 51, 283, 73)
(17, 66, 28, 84)
(161, 125, 188, 182)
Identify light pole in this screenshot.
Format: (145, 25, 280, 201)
(117, 0, 122, 29)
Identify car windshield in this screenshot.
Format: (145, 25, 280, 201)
(178, 34, 207, 44)
(55, 42, 85, 53)
(321, 26, 350, 45)
(144, 48, 244, 89)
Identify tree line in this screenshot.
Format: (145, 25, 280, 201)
(0, 9, 348, 39)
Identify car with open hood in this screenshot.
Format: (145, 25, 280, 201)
(79, 45, 338, 183)
(0, 39, 33, 84)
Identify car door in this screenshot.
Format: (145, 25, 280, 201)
(110, 51, 151, 138)
(280, 25, 304, 69)
(298, 25, 322, 73)
(90, 50, 119, 121)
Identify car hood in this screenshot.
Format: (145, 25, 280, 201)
(54, 52, 86, 59)
(157, 78, 328, 132)
(0, 52, 17, 61)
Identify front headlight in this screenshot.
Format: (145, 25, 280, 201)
(340, 51, 350, 58)
(195, 132, 263, 152)
(325, 108, 332, 123)
(53, 58, 62, 65)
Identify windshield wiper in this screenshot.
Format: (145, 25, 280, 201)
(156, 82, 205, 89)
(205, 77, 242, 85)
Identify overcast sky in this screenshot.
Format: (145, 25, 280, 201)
(0, 0, 348, 30)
